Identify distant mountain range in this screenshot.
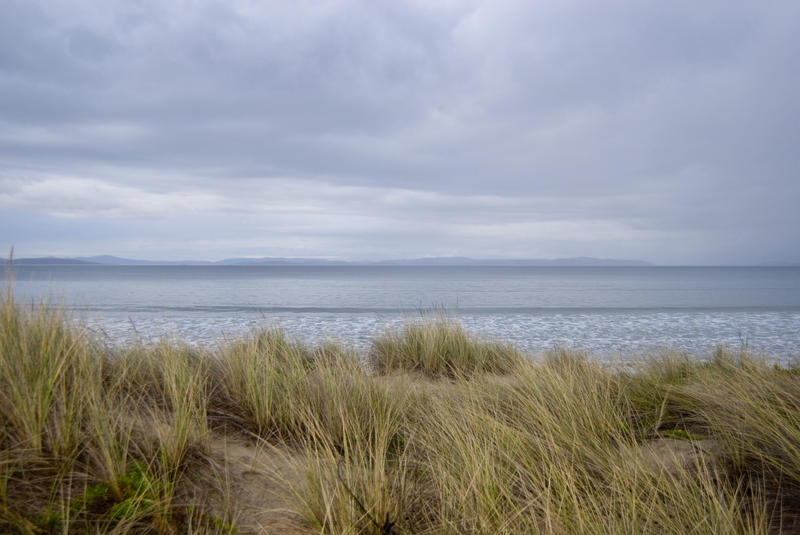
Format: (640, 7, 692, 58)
(8, 255, 653, 267)
(370, 256, 653, 267)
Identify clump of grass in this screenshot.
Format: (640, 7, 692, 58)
(618, 352, 711, 440)
(666, 349, 800, 531)
(0, 284, 99, 459)
(289, 369, 418, 534)
(360, 349, 765, 534)
(209, 329, 322, 440)
(0, 282, 218, 533)
(368, 318, 524, 378)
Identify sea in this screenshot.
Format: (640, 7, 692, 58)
(3, 265, 800, 362)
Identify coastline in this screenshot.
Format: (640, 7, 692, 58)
(7, 263, 800, 361)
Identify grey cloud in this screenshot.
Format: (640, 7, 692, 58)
(1, 0, 799, 263)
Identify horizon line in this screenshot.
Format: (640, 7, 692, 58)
(5, 254, 800, 268)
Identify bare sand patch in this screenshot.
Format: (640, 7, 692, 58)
(182, 432, 312, 534)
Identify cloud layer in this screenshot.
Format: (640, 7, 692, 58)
(1, 0, 798, 263)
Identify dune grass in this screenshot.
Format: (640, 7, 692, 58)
(368, 318, 525, 378)
(1, 285, 800, 533)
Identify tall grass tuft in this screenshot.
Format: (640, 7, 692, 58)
(0, 284, 99, 460)
(0, 282, 217, 533)
(667, 349, 800, 531)
(210, 330, 314, 439)
(368, 318, 524, 378)
(290, 366, 418, 533)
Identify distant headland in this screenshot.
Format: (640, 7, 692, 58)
(7, 255, 653, 267)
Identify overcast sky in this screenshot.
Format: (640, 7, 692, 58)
(1, 0, 798, 264)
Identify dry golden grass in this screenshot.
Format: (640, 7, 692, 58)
(1, 283, 799, 533)
(369, 318, 525, 378)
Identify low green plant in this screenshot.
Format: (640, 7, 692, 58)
(30, 508, 62, 531)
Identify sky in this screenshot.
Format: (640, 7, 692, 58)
(1, 0, 798, 264)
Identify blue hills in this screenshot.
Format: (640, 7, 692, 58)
(8, 255, 653, 267)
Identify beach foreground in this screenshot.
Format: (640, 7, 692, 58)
(2, 290, 800, 534)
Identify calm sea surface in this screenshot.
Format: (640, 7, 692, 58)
(4, 265, 800, 360)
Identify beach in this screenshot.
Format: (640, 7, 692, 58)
(6, 264, 800, 359)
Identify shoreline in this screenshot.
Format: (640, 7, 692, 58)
(7, 263, 800, 361)
(72, 308, 800, 365)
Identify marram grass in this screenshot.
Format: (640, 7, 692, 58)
(1, 287, 799, 533)
(368, 318, 525, 378)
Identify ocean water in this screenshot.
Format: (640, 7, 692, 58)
(4, 265, 800, 361)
